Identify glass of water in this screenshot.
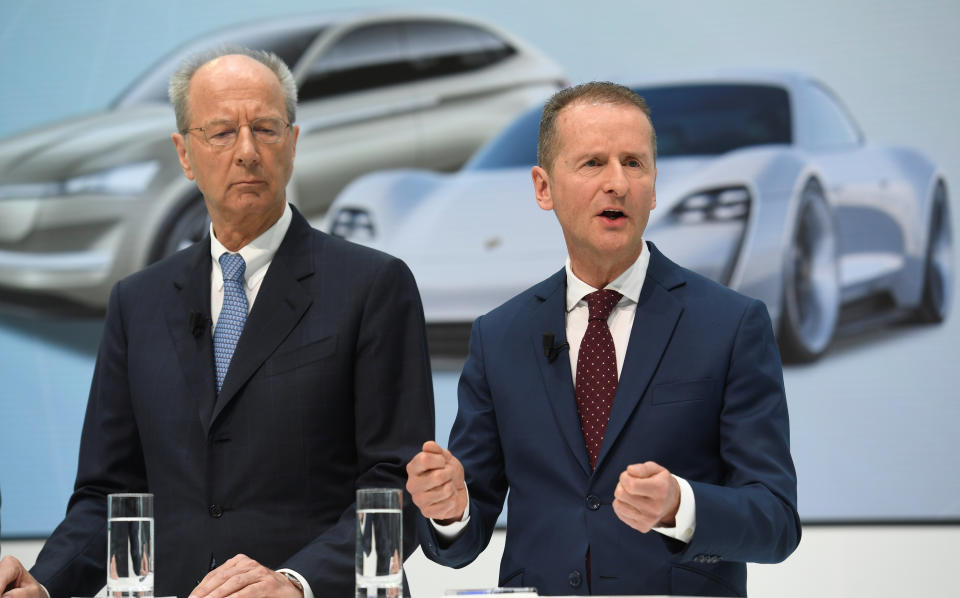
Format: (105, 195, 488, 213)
(356, 488, 402, 598)
(107, 493, 154, 597)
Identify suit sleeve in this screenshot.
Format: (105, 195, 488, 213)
(30, 281, 149, 598)
(417, 316, 508, 568)
(281, 256, 435, 594)
(677, 299, 801, 564)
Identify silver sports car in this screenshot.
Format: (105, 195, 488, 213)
(326, 71, 953, 362)
(0, 11, 564, 312)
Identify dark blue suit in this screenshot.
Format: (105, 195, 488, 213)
(31, 207, 434, 598)
(419, 242, 799, 596)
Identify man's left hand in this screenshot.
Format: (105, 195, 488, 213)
(613, 461, 681, 533)
(188, 554, 303, 598)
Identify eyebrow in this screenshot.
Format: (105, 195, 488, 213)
(571, 149, 652, 162)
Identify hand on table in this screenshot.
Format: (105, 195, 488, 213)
(0, 555, 45, 598)
(405, 440, 468, 525)
(613, 461, 681, 533)
(188, 554, 302, 598)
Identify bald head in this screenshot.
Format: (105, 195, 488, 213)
(169, 46, 297, 134)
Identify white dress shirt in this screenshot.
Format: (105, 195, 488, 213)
(209, 203, 292, 327)
(435, 243, 696, 544)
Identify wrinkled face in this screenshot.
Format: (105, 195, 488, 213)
(532, 101, 657, 279)
(171, 54, 298, 228)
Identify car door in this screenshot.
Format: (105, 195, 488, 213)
(291, 21, 420, 221)
(402, 19, 538, 172)
(801, 82, 908, 296)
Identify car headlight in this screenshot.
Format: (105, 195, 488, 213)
(63, 161, 160, 195)
(329, 207, 376, 243)
(671, 186, 750, 223)
(0, 161, 160, 199)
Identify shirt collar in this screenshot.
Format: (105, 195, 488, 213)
(565, 242, 650, 312)
(210, 202, 293, 289)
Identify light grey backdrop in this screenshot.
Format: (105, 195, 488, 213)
(1, 0, 958, 536)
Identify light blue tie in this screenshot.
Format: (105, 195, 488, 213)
(214, 253, 248, 393)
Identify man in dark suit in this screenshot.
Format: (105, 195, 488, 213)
(0, 47, 433, 598)
(406, 82, 799, 596)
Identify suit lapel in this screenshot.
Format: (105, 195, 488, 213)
(595, 243, 685, 470)
(530, 270, 593, 477)
(166, 239, 217, 432)
(210, 209, 315, 426)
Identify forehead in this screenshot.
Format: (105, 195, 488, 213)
(555, 100, 653, 151)
(188, 54, 285, 119)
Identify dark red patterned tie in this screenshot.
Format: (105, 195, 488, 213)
(575, 289, 623, 469)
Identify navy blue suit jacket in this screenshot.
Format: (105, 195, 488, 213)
(418, 242, 799, 596)
(31, 207, 435, 598)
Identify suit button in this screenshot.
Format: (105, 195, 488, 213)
(209, 504, 223, 518)
(586, 495, 601, 510)
(568, 570, 582, 588)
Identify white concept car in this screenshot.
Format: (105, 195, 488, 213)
(327, 72, 952, 362)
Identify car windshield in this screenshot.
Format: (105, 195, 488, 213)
(111, 22, 326, 108)
(465, 83, 792, 171)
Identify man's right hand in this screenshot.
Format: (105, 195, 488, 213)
(405, 440, 468, 525)
(0, 556, 46, 598)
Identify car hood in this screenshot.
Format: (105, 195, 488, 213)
(0, 104, 177, 183)
(373, 167, 562, 319)
(383, 155, 721, 251)
(385, 167, 564, 258)
(383, 151, 785, 260)
(381, 151, 783, 320)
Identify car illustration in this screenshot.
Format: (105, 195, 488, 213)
(325, 71, 953, 362)
(0, 11, 565, 312)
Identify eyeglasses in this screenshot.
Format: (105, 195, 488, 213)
(182, 117, 291, 147)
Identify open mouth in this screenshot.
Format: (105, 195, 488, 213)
(601, 209, 625, 220)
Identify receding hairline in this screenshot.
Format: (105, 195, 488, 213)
(544, 98, 657, 169)
(195, 52, 274, 78)
(537, 81, 658, 172)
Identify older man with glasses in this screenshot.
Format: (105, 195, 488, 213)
(0, 47, 434, 598)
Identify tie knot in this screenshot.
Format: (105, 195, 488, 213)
(219, 253, 246, 283)
(585, 289, 622, 322)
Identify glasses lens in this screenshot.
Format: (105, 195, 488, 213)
(251, 118, 286, 144)
(204, 121, 238, 146)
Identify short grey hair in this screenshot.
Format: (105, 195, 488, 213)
(537, 81, 657, 171)
(169, 45, 297, 133)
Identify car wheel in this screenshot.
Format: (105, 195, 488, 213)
(914, 181, 953, 323)
(149, 194, 209, 263)
(778, 179, 840, 363)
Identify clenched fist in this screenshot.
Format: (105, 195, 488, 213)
(405, 441, 468, 525)
(612, 461, 681, 533)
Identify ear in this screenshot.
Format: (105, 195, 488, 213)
(651, 166, 657, 211)
(532, 165, 553, 211)
(171, 133, 196, 181)
(290, 124, 300, 160)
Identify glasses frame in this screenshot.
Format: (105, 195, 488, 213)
(181, 117, 292, 147)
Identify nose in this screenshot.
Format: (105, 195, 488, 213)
(234, 125, 260, 166)
(602, 162, 629, 197)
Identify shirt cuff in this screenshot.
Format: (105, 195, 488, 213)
(39, 584, 51, 598)
(276, 568, 314, 598)
(653, 475, 696, 543)
(429, 484, 471, 540)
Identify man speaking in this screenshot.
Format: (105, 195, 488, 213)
(0, 47, 433, 598)
(406, 82, 800, 596)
